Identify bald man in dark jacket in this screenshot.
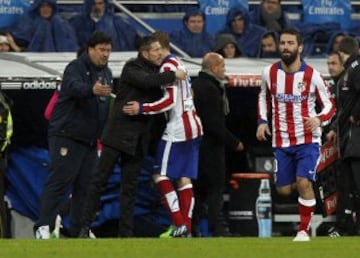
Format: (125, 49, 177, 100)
(192, 52, 243, 236)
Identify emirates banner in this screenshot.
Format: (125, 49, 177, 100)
(0, 0, 30, 29)
(302, 0, 352, 29)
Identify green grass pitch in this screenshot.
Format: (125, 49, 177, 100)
(0, 237, 359, 258)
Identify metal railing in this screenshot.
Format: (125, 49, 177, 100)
(111, 0, 191, 58)
(56, 0, 360, 5)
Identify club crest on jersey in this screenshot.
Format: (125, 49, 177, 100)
(297, 82, 306, 92)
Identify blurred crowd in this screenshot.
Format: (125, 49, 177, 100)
(1, 0, 359, 59)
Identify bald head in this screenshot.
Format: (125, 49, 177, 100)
(202, 52, 223, 69)
(202, 52, 226, 80)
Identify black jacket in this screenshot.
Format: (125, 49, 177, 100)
(48, 53, 112, 146)
(192, 71, 240, 186)
(192, 71, 239, 149)
(330, 54, 360, 158)
(101, 55, 176, 155)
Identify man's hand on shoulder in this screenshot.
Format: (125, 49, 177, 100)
(175, 69, 186, 80)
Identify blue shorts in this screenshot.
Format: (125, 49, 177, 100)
(153, 137, 201, 180)
(274, 143, 320, 187)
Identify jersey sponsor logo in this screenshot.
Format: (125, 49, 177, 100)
(275, 93, 307, 103)
(22, 80, 57, 90)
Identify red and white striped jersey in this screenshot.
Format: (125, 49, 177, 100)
(258, 61, 335, 148)
(142, 54, 203, 142)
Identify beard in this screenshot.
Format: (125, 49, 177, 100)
(280, 50, 298, 66)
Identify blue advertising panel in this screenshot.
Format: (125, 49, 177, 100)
(302, 0, 352, 29)
(0, 0, 30, 29)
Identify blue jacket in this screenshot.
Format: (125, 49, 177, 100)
(299, 22, 341, 57)
(48, 53, 112, 146)
(70, 0, 139, 51)
(218, 6, 266, 57)
(10, 0, 78, 52)
(249, 4, 293, 32)
(169, 8, 215, 57)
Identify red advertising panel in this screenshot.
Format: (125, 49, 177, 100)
(316, 141, 339, 216)
(317, 141, 339, 173)
(227, 75, 262, 88)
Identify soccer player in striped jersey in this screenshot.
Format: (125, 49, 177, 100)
(123, 31, 203, 237)
(256, 28, 335, 241)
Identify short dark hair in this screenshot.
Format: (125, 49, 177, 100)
(338, 36, 359, 55)
(279, 28, 303, 45)
(138, 35, 159, 51)
(152, 30, 170, 50)
(329, 51, 340, 57)
(328, 51, 342, 63)
(262, 31, 278, 42)
(87, 31, 113, 48)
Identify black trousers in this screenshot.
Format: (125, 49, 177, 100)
(80, 143, 144, 237)
(36, 136, 97, 237)
(335, 158, 360, 232)
(193, 143, 226, 236)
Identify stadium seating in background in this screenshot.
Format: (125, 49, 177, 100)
(54, 0, 360, 57)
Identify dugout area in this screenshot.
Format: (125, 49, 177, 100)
(0, 52, 336, 238)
